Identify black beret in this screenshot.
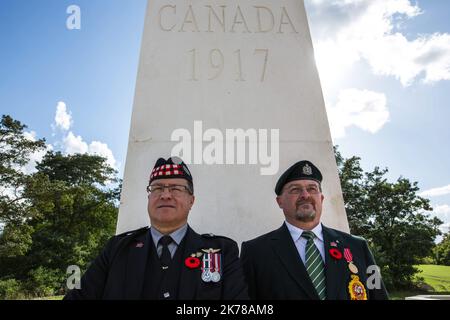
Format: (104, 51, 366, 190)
(275, 160, 322, 195)
(149, 156, 193, 185)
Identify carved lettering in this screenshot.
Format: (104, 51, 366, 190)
(231, 6, 251, 33)
(278, 7, 298, 34)
(179, 5, 200, 32)
(207, 5, 226, 32)
(158, 5, 176, 31)
(187, 48, 269, 82)
(157, 5, 298, 34)
(255, 6, 274, 33)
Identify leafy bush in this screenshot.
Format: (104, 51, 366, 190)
(24, 267, 65, 298)
(434, 233, 450, 266)
(0, 278, 26, 300)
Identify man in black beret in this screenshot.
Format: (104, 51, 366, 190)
(65, 156, 248, 300)
(240, 160, 389, 300)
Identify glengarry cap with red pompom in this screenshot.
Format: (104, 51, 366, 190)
(149, 156, 193, 185)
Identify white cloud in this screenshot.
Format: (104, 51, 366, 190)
(430, 205, 450, 235)
(440, 223, 450, 235)
(62, 132, 117, 169)
(88, 141, 117, 170)
(63, 131, 88, 154)
(328, 88, 389, 139)
(21, 131, 53, 174)
(54, 101, 72, 131)
(434, 204, 450, 215)
(364, 33, 450, 86)
(419, 184, 450, 197)
(23, 130, 37, 142)
(56, 102, 118, 170)
(307, 0, 450, 86)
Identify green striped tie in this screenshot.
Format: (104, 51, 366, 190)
(302, 231, 326, 300)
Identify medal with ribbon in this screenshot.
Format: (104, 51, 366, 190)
(201, 248, 222, 283)
(344, 248, 359, 274)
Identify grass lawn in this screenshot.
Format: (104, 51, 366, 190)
(390, 264, 450, 300)
(32, 295, 64, 300)
(416, 264, 450, 292)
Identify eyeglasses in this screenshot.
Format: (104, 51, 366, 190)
(147, 184, 192, 196)
(284, 185, 320, 195)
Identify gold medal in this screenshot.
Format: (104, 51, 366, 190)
(348, 262, 358, 274)
(348, 275, 367, 300)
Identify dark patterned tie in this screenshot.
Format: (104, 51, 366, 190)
(302, 231, 326, 300)
(158, 235, 173, 270)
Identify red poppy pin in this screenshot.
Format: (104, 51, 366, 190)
(185, 256, 200, 269)
(329, 248, 343, 260)
(185, 253, 202, 269)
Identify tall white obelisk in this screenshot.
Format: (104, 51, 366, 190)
(117, 0, 349, 244)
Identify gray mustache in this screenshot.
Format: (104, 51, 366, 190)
(296, 201, 314, 206)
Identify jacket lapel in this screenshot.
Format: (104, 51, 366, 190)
(178, 226, 203, 300)
(322, 225, 348, 300)
(125, 230, 151, 299)
(271, 224, 319, 300)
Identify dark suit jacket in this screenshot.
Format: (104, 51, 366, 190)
(241, 223, 389, 300)
(64, 225, 248, 300)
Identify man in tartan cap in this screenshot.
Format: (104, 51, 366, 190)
(65, 156, 248, 300)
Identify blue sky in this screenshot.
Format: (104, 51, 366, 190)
(1, 0, 449, 236)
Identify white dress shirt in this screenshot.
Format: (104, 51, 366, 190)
(150, 224, 188, 258)
(285, 221, 325, 265)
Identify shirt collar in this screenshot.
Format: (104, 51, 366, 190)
(150, 223, 188, 246)
(285, 221, 323, 242)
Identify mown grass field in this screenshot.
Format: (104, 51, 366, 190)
(33, 295, 64, 300)
(416, 264, 450, 292)
(390, 264, 450, 300)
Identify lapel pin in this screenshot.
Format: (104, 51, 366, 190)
(185, 254, 201, 269)
(135, 242, 144, 248)
(329, 248, 343, 260)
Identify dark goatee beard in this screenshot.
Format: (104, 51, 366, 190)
(295, 210, 316, 222)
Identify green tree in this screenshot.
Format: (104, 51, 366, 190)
(0, 115, 119, 298)
(26, 152, 119, 271)
(434, 233, 450, 265)
(0, 115, 46, 257)
(1, 152, 119, 296)
(335, 147, 442, 290)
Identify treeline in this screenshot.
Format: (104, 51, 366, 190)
(335, 147, 447, 289)
(0, 115, 119, 299)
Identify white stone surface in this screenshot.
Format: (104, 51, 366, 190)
(117, 0, 349, 244)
